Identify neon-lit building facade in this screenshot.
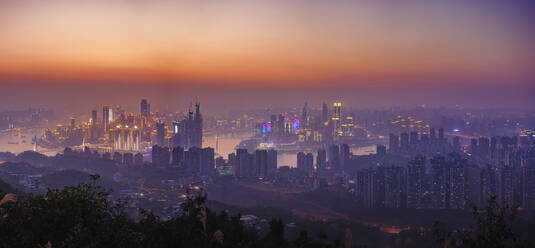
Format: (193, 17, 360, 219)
(111, 125, 140, 151)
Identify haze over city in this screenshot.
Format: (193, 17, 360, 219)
(1, 0, 534, 112)
(0, 1, 534, 247)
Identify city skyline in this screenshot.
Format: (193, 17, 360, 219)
(2, 1, 535, 247)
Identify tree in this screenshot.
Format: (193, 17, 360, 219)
(462, 195, 519, 248)
(433, 195, 527, 248)
(0, 176, 338, 248)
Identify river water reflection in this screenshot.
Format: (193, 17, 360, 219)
(204, 134, 377, 168)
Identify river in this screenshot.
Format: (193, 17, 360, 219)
(204, 134, 377, 168)
(0, 128, 62, 156)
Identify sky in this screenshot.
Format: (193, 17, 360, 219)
(0, 0, 534, 111)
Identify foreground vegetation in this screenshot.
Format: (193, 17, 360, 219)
(0, 175, 338, 248)
(0, 175, 533, 247)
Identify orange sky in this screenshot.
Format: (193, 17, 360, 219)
(0, 0, 533, 86)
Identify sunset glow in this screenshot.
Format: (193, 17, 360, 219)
(1, 0, 533, 86)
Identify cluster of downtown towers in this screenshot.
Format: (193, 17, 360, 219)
(89, 99, 535, 211)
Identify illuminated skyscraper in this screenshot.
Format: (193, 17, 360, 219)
(110, 125, 140, 151)
(193, 102, 203, 147)
(155, 122, 166, 147)
(356, 169, 373, 208)
(430, 154, 465, 209)
(182, 102, 203, 149)
(430, 156, 447, 209)
(321, 102, 329, 124)
(102, 105, 113, 131)
(172, 121, 184, 148)
(332, 102, 342, 137)
(341, 116, 354, 136)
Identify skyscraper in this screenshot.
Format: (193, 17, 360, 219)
(255, 149, 268, 178)
(328, 144, 340, 170)
(430, 154, 465, 209)
(339, 144, 350, 170)
(200, 147, 215, 175)
(91, 109, 98, 125)
(172, 146, 184, 167)
(431, 156, 447, 209)
(185, 147, 202, 172)
(376, 145, 387, 157)
(407, 156, 425, 209)
(316, 148, 326, 171)
(183, 102, 203, 149)
(305, 153, 314, 175)
(389, 133, 399, 153)
(102, 105, 113, 131)
(332, 102, 342, 137)
(235, 148, 253, 178)
(140, 99, 150, 119)
(155, 122, 166, 147)
(301, 102, 308, 129)
(267, 149, 278, 177)
(356, 169, 373, 208)
(321, 102, 329, 124)
(193, 102, 203, 148)
(384, 166, 406, 208)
